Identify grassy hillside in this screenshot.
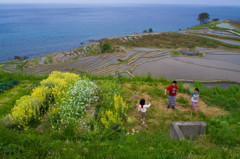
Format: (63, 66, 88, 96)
(101, 32, 240, 50)
(0, 71, 239, 158)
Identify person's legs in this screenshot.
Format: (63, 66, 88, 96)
(192, 102, 197, 113)
(167, 95, 172, 108)
(192, 101, 196, 110)
(141, 112, 146, 124)
(172, 96, 176, 109)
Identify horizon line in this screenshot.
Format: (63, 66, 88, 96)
(0, 2, 240, 7)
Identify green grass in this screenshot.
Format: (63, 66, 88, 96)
(0, 71, 47, 118)
(190, 82, 240, 111)
(16, 61, 28, 70)
(0, 72, 239, 158)
(187, 21, 227, 31)
(171, 50, 180, 56)
(103, 32, 240, 50)
(151, 88, 167, 99)
(48, 58, 53, 64)
(44, 60, 48, 64)
(117, 58, 128, 63)
(198, 53, 204, 57)
(172, 50, 204, 57)
(0, 126, 238, 159)
(232, 29, 240, 34)
(0, 71, 47, 83)
(0, 83, 33, 118)
(177, 96, 189, 108)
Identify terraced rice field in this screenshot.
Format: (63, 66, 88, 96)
(2, 26, 240, 82)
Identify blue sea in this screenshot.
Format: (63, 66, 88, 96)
(0, 4, 240, 62)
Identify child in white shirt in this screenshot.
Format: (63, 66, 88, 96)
(138, 99, 151, 125)
(191, 88, 200, 113)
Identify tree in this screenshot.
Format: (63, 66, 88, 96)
(148, 28, 153, 33)
(143, 30, 147, 33)
(198, 13, 210, 24)
(212, 18, 219, 22)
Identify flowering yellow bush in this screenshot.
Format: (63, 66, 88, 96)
(5, 96, 42, 128)
(4, 71, 80, 128)
(31, 86, 51, 105)
(100, 94, 128, 129)
(101, 110, 119, 129)
(114, 94, 127, 115)
(41, 71, 80, 99)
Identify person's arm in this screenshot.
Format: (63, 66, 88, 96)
(145, 103, 151, 108)
(190, 93, 193, 101)
(165, 86, 170, 95)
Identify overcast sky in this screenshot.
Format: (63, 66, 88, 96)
(0, 0, 240, 6)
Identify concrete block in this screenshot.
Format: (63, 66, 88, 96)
(170, 121, 206, 140)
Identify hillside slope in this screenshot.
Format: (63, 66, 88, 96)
(0, 71, 239, 158)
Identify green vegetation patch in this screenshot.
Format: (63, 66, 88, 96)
(0, 79, 19, 94)
(0, 72, 239, 158)
(105, 32, 240, 49)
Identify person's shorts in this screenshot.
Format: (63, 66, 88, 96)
(141, 112, 146, 117)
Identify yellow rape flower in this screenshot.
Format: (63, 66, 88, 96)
(4, 71, 80, 129)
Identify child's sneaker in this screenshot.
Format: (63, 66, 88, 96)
(194, 110, 197, 113)
(167, 105, 170, 109)
(172, 106, 175, 110)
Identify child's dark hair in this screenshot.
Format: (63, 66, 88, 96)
(172, 80, 177, 84)
(140, 99, 145, 106)
(195, 88, 199, 92)
(140, 99, 145, 109)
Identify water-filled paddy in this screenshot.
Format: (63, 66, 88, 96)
(132, 58, 240, 82)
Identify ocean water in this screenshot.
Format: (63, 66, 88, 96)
(0, 4, 240, 62)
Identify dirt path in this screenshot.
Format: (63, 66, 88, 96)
(123, 83, 228, 132)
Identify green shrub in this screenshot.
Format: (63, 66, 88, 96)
(0, 79, 19, 94)
(48, 58, 53, 64)
(101, 42, 112, 53)
(44, 60, 48, 64)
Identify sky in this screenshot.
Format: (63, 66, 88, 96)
(0, 0, 240, 6)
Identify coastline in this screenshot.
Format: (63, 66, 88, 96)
(1, 19, 240, 83)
